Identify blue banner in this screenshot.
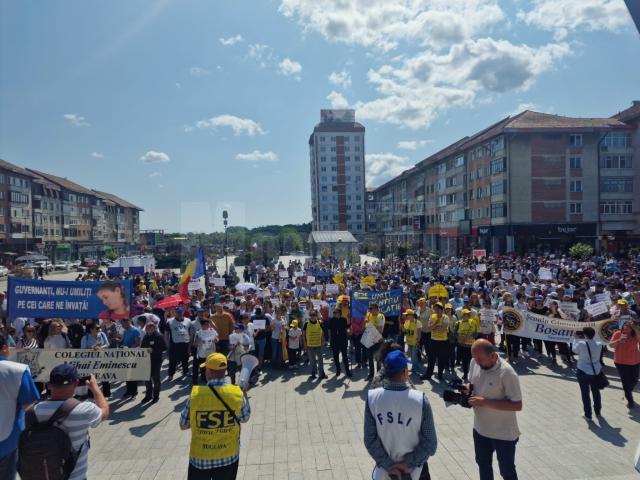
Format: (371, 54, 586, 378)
(8, 277, 133, 320)
(350, 289, 403, 318)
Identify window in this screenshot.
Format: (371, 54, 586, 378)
(319, 146, 326, 152)
(491, 181, 506, 196)
(600, 155, 632, 169)
(10, 191, 29, 203)
(569, 180, 582, 192)
(455, 155, 464, 167)
(601, 132, 631, 150)
(569, 157, 582, 169)
(0, 224, 4, 232)
(344, 146, 350, 152)
(354, 146, 360, 152)
(601, 178, 633, 193)
(445, 176, 457, 188)
(0, 192, 3, 200)
(569, 134, 583, 147)
(491, 203, 507, 218)
(490, 158, 506, 175)
(569, 203, 582, 214)
(437, 163, 446, 175)
(319, 136, 325, 142)
(600, 200, 633, 214)
(320, 156, 326, 162)
(331, 166, 337, 172)
(330, 136, 336, 141)
(330, 147, 336, 152)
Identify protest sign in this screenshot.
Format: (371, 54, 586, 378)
(360, 326, 383, 348)
(585, 302, 608, 317)
(311, 299, 323, 310)
(479, 309, 498, 334)
(213, 277, 226, 287)
(595, 293, 612, 307)
(8, 277, 133, 320)
(325, 284, 340, 295)
(294, 271, 303, 278)
(9, 348, 150, 383)
(472, 249, 486, 258)
(350, 289, 403, 318)
(279, 271, 289, 278)
(306, 275, 315, 284)
(279, 281, 288, 290)
(501, 271, 512, 280)
(253, 319, 266, 330)
(476, 264, 487, 272)
(501, 307, 615, 343)
(560, 302, 579, 313)
(538, 267, 553, 280)
(514, 273, 523, 284)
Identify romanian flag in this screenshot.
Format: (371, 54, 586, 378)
(178, 248, 206, 300)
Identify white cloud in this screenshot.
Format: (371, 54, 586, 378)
(355, 38, 570, 129)
(183, 124, 194, 132)
(327, 90, 349, 108)
(63, 114, 90, 127)
(219, 34, 244, 46)
(90, 151, 104, 159)
(279, 0, 505, 51)
(235, 150, 279, 162)
(366, 153, 412, 187)
(508, 102, 539, 116)
(149, 172, 162, 177)
(518, 0, 631, 38)
(248, 43, 275, 68)
(278, 58, 303, 78)
(329, 70, 352, 88)
(140, 151, 171, 163)
(194, 114, 265, 136)
(397, 140, 431, 150)
(189, 66, 210, 77)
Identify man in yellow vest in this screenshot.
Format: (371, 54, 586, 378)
(453, 309, 480, 381)
(402, 309, 427, 377)
(179, 352, 251, 480)
(303, 310, 327, 380)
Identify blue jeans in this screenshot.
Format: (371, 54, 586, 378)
(0, 449, 17, 480)
(576, 368, 601, 417)
(255, 337, 267, 366)
(271, 338, 282, 367)
(473, 429, 518, 480)
(409, 345, 426, 374)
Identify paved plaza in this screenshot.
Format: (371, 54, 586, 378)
(87, 348, 640, 480)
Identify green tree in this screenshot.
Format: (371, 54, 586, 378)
(569, 242, 594, 259)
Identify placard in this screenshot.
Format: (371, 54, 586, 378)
(585, 302, 608, 317)
(476, 264, 487, 272)
(560, 302, 579, 312)
(213, 277, 226, 287)
(514, 273, 523, 284)
(360, 326, 383, 348)
(479, 309, 497, 334)
(325, 284, 340, 295)
(9, 348, 150, 383)
(294, 271, 304, 278)
(595, 293, 612, 307)
(252, 319, 266, 330)
(501, 271, 512, 280)
(538, 267, 552, 280)
(472, 249, 486, 259)
(306, 275, 315, 284)
(279, 271, 289, 278)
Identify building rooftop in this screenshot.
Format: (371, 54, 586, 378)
(308, 231, 358, 244)
(612, 101, 640, 123)
(27, 169, 97, 196)
(93, 190, 143, 211)
(504, 110, 627, 131)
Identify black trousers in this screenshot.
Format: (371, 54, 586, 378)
(125, 381, 138, 396)
(426, 340, 449, 378)
(506, 335, 520, 359)
(145, 358, 162, 399)
(459, 345, 472, 378)
(218, 340, 230, 356)
(169, 342, 190, 376)
(188, 460, 239, 480)
(353, 334, 366, 366)
(331, 342, 350, 374)
(616, 363, 640, 404)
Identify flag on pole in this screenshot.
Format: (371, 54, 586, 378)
(179, 259, 197, 300)
(193, 248, 206, 279)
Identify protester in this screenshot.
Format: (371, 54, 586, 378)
(80, 323, 111, 397)
(119, 317, 142, 399)
(194, 319, 218, 384)
(166, 306, 192, 381)
(211, 304, 234, 356)
(179, 353, 250, 480)
(403, 309, 427, 377)
(0, 335, 40, 480)
(572, 327, 604, 420)
(328, 307, 351, 378)
(364, 303, 385, 381)
(140, 321, 167, 404)
(287, 320, 302, 366)
(453, 309, 479, 381)
(364, 350, 437, 480)
(425, 303, 449, 381)
(303, 310, 326, 380)
(468, 339, 522, 480)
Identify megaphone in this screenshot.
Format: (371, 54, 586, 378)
(238, 354, 259, 389)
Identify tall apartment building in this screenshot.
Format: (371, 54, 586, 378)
(309, 109, 366, 236)
(0, 158, 142, 259)
(366, 102, 640, 255)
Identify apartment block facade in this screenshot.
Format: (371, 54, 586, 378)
(0, 159, 142, 260)
(309, 109, 366, 236)
(366, 102, 640, 256)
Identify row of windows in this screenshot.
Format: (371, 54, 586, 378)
(600, 201, 633, 215)
(318, 175, 363, 183)
(319, 165, 362, 172)
(320, 214, 363, 221)
(601, 178, 633, 193)
(319, 156, 362, 162)
(319, 145, 361, 152)
(601, 132, 632, 150)
(10, 191, 29, 203)
(318, 135, 361, 142)
(600, 155, 632, 169)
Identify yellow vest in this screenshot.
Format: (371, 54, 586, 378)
(403, 320, 420, 346)
(305, 321, 323, 348)
(455, 320, 478, 346)
(430, 314, 449, 341)
(189, 385, 243, 461)
(365, 312, 384, 329)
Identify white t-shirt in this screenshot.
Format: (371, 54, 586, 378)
(288, 328, 302, 349)
(167, 318, 192, 344)
(271, 318, 284, 340)
(33, 401, 103, 480)
(244, 323, 256, 351)
(195, 329, 217, 358)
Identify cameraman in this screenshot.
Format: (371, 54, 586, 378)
(467, 339, 522, 480)
(364, 350, 437, 480)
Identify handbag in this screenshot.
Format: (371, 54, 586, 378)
(586, 342, 609, 390)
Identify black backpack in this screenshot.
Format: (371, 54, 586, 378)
(18, 398, 82, 480)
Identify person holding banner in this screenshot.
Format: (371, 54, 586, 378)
(140, 321, 167, 404)
(119, 317, 142, 399)
(364, 303, 385, 381)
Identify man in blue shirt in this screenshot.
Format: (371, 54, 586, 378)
(119, 317, 141, 399)
(0, 334, 40, 480)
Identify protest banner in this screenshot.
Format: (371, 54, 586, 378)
(350, 289, 403, 318)
(294, 271, 303, 278)
(8, 277, 133, 320)
(9, 348, 150, 383)
(538, 267, 553, 280)
(472, 249, 486, 258)
(213, 277, 225, 287)
(585, 302, 609, 317)
(253, 319, 266, 330)
(279, 271, 289, 278)
(501, 307, 616, 343)
(501, 270, 512, 280)
(325, 284, 340, 295)
(360, 326, 383, 348)
(479, 309, 498, 334)
(595, 293, 612, 306)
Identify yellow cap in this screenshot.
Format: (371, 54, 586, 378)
(291, 320, 298, 327)
(462, 309, 471, 315)
(199, 352, 228, 370)
(445, 303, 453, 309)
(338, 295, 350, 303)
(418, 297, 426, 303)
(618, 299, 628, 305)
(404, 309, 415, 316)
(435, 302, 444, 308)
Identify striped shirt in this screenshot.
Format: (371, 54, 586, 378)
(32, 400, 103, 480)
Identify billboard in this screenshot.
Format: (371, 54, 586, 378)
(321, 109, 355, 123)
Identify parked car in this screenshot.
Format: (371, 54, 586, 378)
(34, 261, 54, 273)
(54, 262, 71, 271)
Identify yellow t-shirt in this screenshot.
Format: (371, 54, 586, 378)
(403, 319, 422, 346)
(430, 314, 450, 341)
(455, 319, 479, 346)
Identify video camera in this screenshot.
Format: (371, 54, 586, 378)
(443, 379, 473, 408)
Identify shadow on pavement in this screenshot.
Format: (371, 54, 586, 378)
(588, 415, 627, 447)
(128, 410, 174, 437)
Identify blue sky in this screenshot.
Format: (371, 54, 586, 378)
(1, 0, 638, 232)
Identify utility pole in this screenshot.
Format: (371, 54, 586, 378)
(223, 210, 229, 274)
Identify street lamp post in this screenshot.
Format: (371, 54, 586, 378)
(223, 210, 229, 274)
